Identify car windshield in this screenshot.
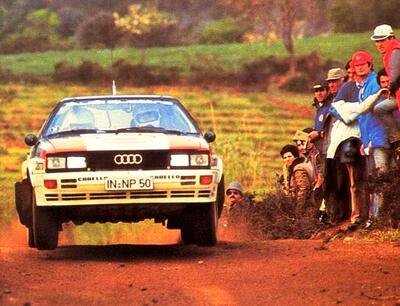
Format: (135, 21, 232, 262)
(43, 98, 199, 137)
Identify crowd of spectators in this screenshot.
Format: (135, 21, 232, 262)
(277, 23, 400, 230)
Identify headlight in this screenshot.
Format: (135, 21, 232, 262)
(47, 157, 66, 169)
(170, 153, 209, 167)
(67, 156, 87, 168)
(170, 154, 189, 166)
(190, 154, 209, 166)
(47, 156, 87, 169)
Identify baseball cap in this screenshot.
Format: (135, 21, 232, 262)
(226, 181, 243, 195)
(370, 24, 394, 41)
(326, 68, 346, 81)
(312, 80, 327, 91)
(351, 51, 373, 66)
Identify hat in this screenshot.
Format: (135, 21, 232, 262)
(292, 130, 309, 142)
(370, 24, 394, 41)
(351, 51, 373, 66)
(312, 80, 327, 90)
(226, 181, 244, 195)
(326, 68, 346, 81)
(280, 144, 299, 158)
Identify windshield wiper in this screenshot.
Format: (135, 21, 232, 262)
(114, 126, 194, 135)
(46, 128, 100, 138)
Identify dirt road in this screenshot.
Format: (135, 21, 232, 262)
(1, 223, 400, 306)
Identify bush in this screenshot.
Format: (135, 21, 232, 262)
(112, 59, 180, 86)
(232, 190, 320, 240)
(75, 12, 124, 49)
(53, 61, 77, 83)
(239, 56, 288, 86)
(53, 60, 110, 84)
(198, 17, 248, 44)
(368, 169, 400, 229)
(279, 74, 311, 93)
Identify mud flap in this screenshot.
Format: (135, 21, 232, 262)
(15, 179, 33, 228)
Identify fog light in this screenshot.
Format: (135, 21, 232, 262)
(44, 179, 57, 189)
(200, 175, 213, 185)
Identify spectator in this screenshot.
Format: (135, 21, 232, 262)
(293, 128, 327, 223)
(371, 24, 400, 110)
(222, 181, 252, 229)
(345, 60, 355, 82)
(225, 181, 246, 210)
(326, 68, 346, 97)
(351, 51, 390, 227)
(322, 50, 383, 229)
(309, 80, 333, 154)
(373, 69, 400, 161)
(279, 144, 314, 216)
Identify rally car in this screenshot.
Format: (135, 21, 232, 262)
(15, 95, 224, 250)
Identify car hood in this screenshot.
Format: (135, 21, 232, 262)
(42, 133, 210, 154)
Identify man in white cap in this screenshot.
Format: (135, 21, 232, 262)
(371, 24, 400, 110)
(326, 68, 346, 97)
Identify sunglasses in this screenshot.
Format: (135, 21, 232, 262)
(314, 88, 326, 93)
(227, 190, 240, 196)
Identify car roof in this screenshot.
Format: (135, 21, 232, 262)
(60, 95, 176, 102)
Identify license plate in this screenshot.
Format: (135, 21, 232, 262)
(105, 177, 153, 190)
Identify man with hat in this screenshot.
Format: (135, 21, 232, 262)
(326, 68, 346, 97)
(225, 181, 245, 209)
(309, 80, 333, 153)
(222, 181, 252, 230)
(371, 24, 400, 110)
(327, 50, 386, 229)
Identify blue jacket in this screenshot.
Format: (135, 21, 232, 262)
(313, 94, 333, 132)
(358, 71, 389, 149)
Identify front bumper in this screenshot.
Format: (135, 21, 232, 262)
(32, 169, 220, 207)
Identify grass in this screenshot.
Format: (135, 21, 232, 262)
(0, 30, 387, 76)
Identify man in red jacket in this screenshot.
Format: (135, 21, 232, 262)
(371, 24, 400, 110)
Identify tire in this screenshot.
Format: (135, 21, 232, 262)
(180, 223, 195, 245)
(32, 195, 59, 250)
(28, 227, 35, 248)
(216, 175, 225, 219)
(194, 202, 218, 247)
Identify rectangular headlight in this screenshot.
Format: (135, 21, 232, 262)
(170, 154, 189, 166)
(47, 157, 66, 169)
(190, 154, 209, 166)
(67, 156, 87, 168)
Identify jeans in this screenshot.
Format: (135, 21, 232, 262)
(367, 147, 391, 218)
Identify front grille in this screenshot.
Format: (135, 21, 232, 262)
(44, 190, 211, 201)
(87, 150, 169, 171)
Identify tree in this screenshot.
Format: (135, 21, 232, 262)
(221, 0, 318, 75)
(76, 12, 124, 49)
(329, 0, 400, 33)
(0, 8, 61, 53)
(113, 4, 176, 53)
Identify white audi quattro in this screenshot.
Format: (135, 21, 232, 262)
(15, 95, 224, 250)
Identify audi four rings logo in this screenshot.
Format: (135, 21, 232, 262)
(114, 154, 143, 165)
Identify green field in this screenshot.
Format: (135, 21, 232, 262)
(0, 30, 386, 76)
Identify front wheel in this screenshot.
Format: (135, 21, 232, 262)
(28, 227, 35, 248)
(32, 196, 59, 250)
(193, 202, 218, 247)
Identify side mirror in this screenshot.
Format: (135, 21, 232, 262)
(25, 134, 38, 146)
(203, 130, 216, 143)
